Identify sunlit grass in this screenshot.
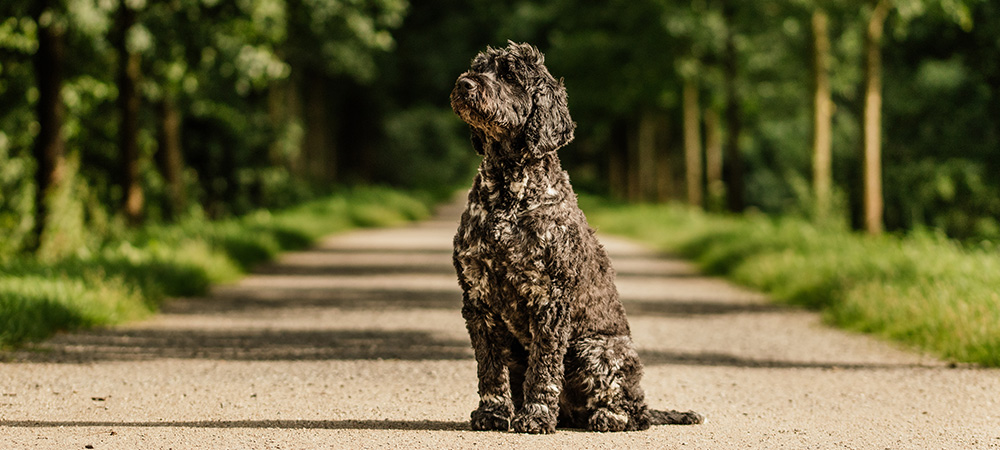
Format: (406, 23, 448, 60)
(0, 186, 431, 348)
(581, 197, 1000, 367)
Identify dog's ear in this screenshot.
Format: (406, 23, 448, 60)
(525, 76, 575, 158)
(470, 129, 486, 155)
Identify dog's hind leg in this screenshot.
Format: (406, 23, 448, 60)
(565, 335, 652, 432)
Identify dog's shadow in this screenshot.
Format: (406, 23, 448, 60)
(0, 419, 677, 433)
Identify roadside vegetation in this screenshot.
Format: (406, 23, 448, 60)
(581, 198, 1000, 367)
(0, 187, 431, 349)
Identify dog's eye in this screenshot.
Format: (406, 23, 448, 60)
(501, 72, 517, 83)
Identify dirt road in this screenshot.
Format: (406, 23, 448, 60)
(2, 202, 998, 449)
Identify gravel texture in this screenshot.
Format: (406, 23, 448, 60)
(2, 202, 999, 449)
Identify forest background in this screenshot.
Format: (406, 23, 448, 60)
(1, 0, 998, 259)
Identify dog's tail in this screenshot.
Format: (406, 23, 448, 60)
(648, 409, 705, 425)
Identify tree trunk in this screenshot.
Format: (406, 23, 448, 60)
(812, 9, 834, 222)
(862, 0, 891, 234)
(626, 119, 641, 201)
(302, 71, 333, 182)
(683, 78, 703, 207)
(637, 112, 658, 201)
(655, 114, 674, 202)
(30, 1, 67, 252)
(115, 1, 144, 225)
(608, 122, 629, 200)
(156, 96, 186, 221)
(268, 79, 302, 172)
(704, 106, 724, 210)
(722, 4, 745, 212)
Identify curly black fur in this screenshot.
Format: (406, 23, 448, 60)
(450, 41, 703, 434)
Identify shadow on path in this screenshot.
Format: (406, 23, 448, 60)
(623, 299, 785, 317)
(639, 349, 930, 370)
(16, 329, 472, 363)
(164, 289, 461, 315)
(0, 419, 469, 431)
(15, 326, 925, 370)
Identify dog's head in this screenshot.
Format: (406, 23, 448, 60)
(451, 41, 575, 159)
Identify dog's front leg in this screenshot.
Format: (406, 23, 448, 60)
(463, 303, 516, 431)
(512, 300, 570, 434)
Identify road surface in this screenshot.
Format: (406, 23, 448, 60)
(2, 201, 998, 449)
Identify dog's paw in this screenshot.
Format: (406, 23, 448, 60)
(511, 403, 557, 434)
(587, 408, 629, 432)
(470, 404, 513, 431)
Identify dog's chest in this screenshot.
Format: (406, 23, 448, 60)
(455, 202, 550, 344)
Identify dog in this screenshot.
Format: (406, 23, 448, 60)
(450, 41, 703, 434)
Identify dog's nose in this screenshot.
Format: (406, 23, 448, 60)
(457, 77, 477, 93)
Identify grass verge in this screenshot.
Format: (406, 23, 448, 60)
(580, 197, 1000, 367)
(0, 186, 432, 348)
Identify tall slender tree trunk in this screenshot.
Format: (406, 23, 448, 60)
(683, 78, 703, 207)
(115, 1, 143, 225)
(156, 96, 186, 221)
(608, 123, 629, 200)
(704, 106, 724, 210)
(302, 71, 333, 182)
(812, 9, 834, 221)
(626, 119, 640, 201)
(655, 114, 674, 202)
(722, 4, 745, 212)
(637, 112, 658, 201)
(863, 0, 891, 234)
(608, 141, 624, 199)
(30, 1, 67, 252)
(268, 79, 302, 172)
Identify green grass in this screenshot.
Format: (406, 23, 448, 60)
(1, 186, 431, 348)
(580, 197, 1000, 367)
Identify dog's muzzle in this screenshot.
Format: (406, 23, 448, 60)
(455, 77, 478, 97)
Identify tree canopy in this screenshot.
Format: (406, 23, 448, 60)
(2, 0, 999, 258)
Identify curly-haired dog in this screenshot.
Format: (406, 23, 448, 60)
(450, 41, 704, 434)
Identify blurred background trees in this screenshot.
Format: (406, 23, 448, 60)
(1, 0, 998, 259)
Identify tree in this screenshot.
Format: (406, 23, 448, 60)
(862, 0, 890, 234)
(721, 3, 745, 212)
(143, 0, 193, 221)
(682, 77, 703, 207)
(283, 0, 407, 184)
(703, 106, 724, 210)
(811, 8, 834, 222)
(155, 95, 186, 220)
(860, 0, 978, 234)
(631, 111, 661, 201)
(30, 0, 68, 250)
(113, 0, 144, 225)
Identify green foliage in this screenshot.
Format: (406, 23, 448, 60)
(0, 273, 147, 346)
(0, 133, 34, 257)
(378, 106, 477, 197)
(0, 187, 431, 348)
(3, 0, 999, 257)
(583, 197, 1000, 366)
(35, 156, 89, 261)
(0, 13, 38, 256)
(288, 0, 407, 82)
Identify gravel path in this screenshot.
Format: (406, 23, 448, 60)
(2, 202, 999, 449)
